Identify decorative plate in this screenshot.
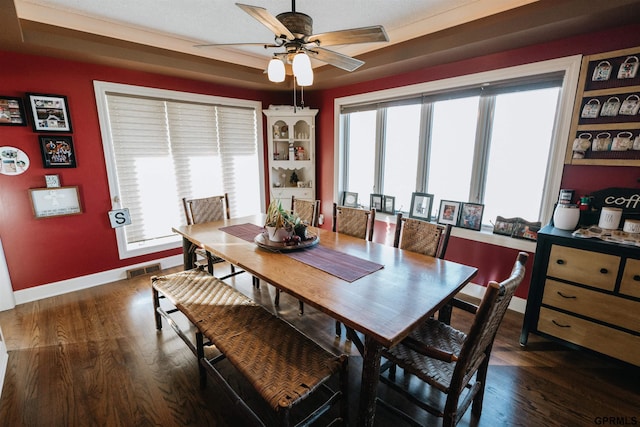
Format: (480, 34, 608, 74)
(0, 146, 30, 176)
(254, 232, 319, 252)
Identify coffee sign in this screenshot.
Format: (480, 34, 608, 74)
(590, 187, 640, 213)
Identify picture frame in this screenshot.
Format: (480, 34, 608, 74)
(29, 186, 82, 218)
(383, 195, 395, 214)
(0, 96, 27, 126)
(370, 193, 383, 211)
(437, 200, 461, 226)
(512, 219, 541, 241)
(26, 93, 72, 132)
(459, 202, 484, 231)
(409, 192, 434, 220)
(492, 216, 518, 236)
(342, 191, 358, 208)
(38, 135, 76, 168)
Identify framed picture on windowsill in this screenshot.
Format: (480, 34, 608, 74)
(370, 193, 383, 211)
(382, 195, 395, 214)
(409, 192, 433, 220)
(459, 202, 484, 231)
(342, 191, 358, 208)
(437, 200, 461, 226)
(26, 93, 72, 132)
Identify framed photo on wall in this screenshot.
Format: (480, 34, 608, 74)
(29, 186, 82, 218)
(0, 96, 27, 126)
(409, 192, 433, 220)
(459, 202, 484, 231)
(342, 191, 358, 208)
(370, 193, 383, 211)
(38, 135, 77, 168)
(26, 93, 72, 132)
(437, 200, 461, 226)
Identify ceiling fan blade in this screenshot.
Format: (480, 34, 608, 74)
(236, 3, 295, 40)
(307, 26, 389, 47)
(194, 42, 279, 48)
(305, 47, 365, 72)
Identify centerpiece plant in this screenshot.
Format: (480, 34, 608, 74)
(264, 199, 308, 243)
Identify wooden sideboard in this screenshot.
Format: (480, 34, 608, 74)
(521, 225, 640, 366)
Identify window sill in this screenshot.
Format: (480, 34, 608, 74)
(374, 212, 537, 253)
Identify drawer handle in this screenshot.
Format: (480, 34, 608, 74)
(552, 320, 571, 328)
(599, 268, 608, 274)
(634, 275, 640, 282)
(557, 291, 576, 299)
(556, 259, 565, 265)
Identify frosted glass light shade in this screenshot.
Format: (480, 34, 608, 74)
(267, 58, 285, 82)
(293, 53, 313, 86)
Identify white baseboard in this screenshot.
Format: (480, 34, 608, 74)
(459, 282, 527, 314)
(12, 255, 183, 306)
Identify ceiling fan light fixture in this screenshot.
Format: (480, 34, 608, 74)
(267, 57, 285, 82)
(292, 52, 313, 86)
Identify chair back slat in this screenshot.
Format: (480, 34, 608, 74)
(332, 203, 375, 241)
(183, 194, 230, 225)
(292, 197, 320, 227)
(394, 213, 451, 259)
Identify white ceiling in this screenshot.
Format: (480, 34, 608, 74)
(14, 0, 539, 71)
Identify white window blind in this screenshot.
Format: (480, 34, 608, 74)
(95, 81, 263, 259)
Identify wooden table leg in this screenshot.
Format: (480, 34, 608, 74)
(357, 334, 382, 427)
(182, 237, 194, 270)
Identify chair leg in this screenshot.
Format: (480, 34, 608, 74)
(253, 276, 260, 288)
(152, 286, 162, 330)
(335, 320, 342, 336)
(339, 356, 349, 425)
(298, 300, 304, 316)
(471, 357, 490, 418)
(274, 289, 281, 306)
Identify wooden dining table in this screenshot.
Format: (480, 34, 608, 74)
(172, 214, 478, 426)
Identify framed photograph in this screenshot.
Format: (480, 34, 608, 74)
(512, 219, 541, 241)
(29, 186, 82, 218)
(45, 174, 61, 188)
(0, 96, 27, 126)
(409, 192, 433, 220)
(38, 135, 76, 168)
(370, 193, 383, 211)
(492, 216, 518, 236)
(342, 191, 358, 208)
(26, 93, 72, 132)
(437, 200, 461, 226)
(459, 202, 484, 231)
(383, 195, 395, 214)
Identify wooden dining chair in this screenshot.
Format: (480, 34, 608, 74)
(394, 212, 456, 323)
(182, 194, 241, 279)
(291, 196, 320, 227)
(273, 196, 322, 315)
(332, 202, 375, 336)
(377, 252, 528, 427)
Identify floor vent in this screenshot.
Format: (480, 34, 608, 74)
(126, 263, 161, 279)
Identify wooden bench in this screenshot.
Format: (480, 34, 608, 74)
(152, 268, 348, 426)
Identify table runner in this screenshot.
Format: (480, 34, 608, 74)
(219, 223, 383, 282)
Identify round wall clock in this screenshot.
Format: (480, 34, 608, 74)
(0, 146, 30, 176)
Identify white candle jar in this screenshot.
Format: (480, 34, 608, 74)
(553, 204, 580, 231)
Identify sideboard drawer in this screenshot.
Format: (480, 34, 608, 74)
(542, 279, 640, 333)
(547, 245, 619, 291)
(538, 307, 640, 366)
(620, 258, 640, 299)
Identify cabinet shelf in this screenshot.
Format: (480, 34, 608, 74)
(264, 106, 318, 211)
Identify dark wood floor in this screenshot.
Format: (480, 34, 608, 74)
(1, 264, 638, 426)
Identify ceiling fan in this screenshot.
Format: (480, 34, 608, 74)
(196, 1, 389, 76)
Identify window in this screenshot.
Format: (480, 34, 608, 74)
(94, 81, 265, 259)
(336, 57, 581, 242)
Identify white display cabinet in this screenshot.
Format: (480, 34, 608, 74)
(264, 105, 318, 211)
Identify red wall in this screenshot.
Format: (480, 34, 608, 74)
(0, 51, 280, 291)
(2, 23, 640, 299)
(311, 24, 640, 298)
